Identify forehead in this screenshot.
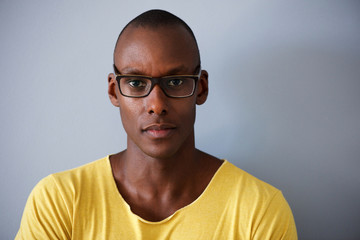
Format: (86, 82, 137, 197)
(114, 25, 199, 75)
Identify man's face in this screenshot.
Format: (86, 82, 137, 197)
(108, 25, 208, 159)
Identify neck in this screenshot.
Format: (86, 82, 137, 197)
(113, 132, 200, 196)
(109, 131, 223, 221)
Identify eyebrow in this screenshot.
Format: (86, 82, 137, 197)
(113, 64, 200, 76)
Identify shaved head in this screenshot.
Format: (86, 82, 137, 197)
(113, 9, 201, 69)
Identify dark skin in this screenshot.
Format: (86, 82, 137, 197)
(107, 25, 222, 222)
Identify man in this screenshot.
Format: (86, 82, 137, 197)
(16, 10, 297, 239)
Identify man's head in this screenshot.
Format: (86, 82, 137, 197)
(108, 10, 208, 159)
(113, 9, 201, 69)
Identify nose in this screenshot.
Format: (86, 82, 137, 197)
(145, 84, 168, 115)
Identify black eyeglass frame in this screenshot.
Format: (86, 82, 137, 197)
(114, 72, 201, 98)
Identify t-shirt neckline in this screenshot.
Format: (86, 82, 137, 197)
(104, 155, 228, 224)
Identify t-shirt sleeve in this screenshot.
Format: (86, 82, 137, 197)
(15, 175, 72, 240)
(253, 191, 298, 240)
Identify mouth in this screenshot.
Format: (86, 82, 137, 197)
(142, 123, 176, 139)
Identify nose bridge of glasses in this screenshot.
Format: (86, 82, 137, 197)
(147, 77, 167, 96)
(150, 77, 162, 86)
(148, 77, 167, 95)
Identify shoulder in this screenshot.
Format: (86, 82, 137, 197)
(27, 155, 109, 205)
(218, 160, 279, 197)
(215, 160, 298, 239)
(30, 156, 108, 197)
(52, 156, 109, 181)
(16, 156, 110, 239)
(218, 160, 293, 213)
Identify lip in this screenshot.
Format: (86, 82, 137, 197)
(142, 123, 176, 139)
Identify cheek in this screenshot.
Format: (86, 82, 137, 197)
(175, 99, 197, 126)
(118, 100, 141, 132)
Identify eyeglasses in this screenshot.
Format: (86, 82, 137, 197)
(115, 72, 201, 98)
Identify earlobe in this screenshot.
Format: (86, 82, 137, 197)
(108, 73, 120, 107)
(196, 70, 209, 105)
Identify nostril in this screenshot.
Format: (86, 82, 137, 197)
(148, 109, 167, 115)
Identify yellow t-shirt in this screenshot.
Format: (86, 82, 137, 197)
(16, 156, 297, 239)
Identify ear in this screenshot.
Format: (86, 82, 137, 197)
(196, 70, 209, 105)
(108, 73, 120, 107)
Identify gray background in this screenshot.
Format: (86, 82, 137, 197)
(1, 0, 359, 239)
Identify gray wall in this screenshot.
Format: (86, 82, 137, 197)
(1, 0, 359, 239)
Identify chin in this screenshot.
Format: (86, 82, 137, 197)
(144, 151, 178, 160)
(142, 145, 182, 160)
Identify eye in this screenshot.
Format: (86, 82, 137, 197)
(127, 79, 147, 88)
(167, 78, 183, 87)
